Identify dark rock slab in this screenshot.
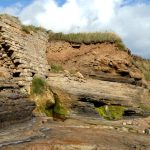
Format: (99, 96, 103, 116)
(0, 79, 35, 127)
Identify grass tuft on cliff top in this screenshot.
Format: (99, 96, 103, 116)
(22, 25, 46, 34)
(21, 23, 126, 51)
(49, 32, 126, 51)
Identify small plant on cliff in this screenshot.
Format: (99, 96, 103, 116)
(53, 93, 68, 117)
(30, 77, 68, 119)
(140, 104, 150, 112)
(35, 92, 68, 119)
(51, 64, 64, 73)
(31, 77, 55, 117)
(31, 77, 46, 95)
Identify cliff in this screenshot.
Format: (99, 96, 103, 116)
(0, 14, 49, 91)
(0, 14, 150, 150)
(0, 14, 150, 126)
(0, 14, 49, 125)
(47, 41, 150, 118)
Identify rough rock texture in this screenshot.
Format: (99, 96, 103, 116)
(48, 73, 150, 117)
(0, 15, 48, 125)
(0, 14, 150, 149)
(47, 41, 150, 118)
(0, 78, 35, 127)
(47, 41, 144, 83)
(1, 117, 150, 150)
(132, 55, 150, 85)
(0, 14, 49, 92)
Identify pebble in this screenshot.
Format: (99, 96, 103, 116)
(122, 120, 133, 126)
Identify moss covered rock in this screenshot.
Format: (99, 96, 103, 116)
(96, 105, 125, 120)
(30, 77, 55, 116)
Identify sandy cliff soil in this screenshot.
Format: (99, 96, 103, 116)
(47, 42, 143, 81)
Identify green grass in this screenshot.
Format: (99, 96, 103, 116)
(36, 92, 68, 118)
(53, 93, 68, 117)
(30, 77, 68, 118)
(48, 32, 126, 51)
(0, 14, 19, 21)
(31, 77, 46, 95)
(22, 25, 46, 34)
(96, 105, 125, 120)
(30, 77, 55, 117)
(21, 23, 126, 51)
(51, 64, 64, 73)
(38, 103, 53, 117)
(140, 104, 150, 112)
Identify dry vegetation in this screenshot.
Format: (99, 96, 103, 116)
(22, 24, 150, 81)
(22, 25, 46, 34)
(49, 32, 126, 50)
(132, 56, 150, 81)
(21, 23, 126, 51)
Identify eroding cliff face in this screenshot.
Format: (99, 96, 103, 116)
(0, 14, 50, 125)
(47, 41, 146, 86)
(47, 41, 150, 119)
(0, 14, 49, 92)
(0, 14, 149, 126)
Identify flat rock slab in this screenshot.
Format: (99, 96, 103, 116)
(0, 116, 150, 150)
(48, 74, 145, 107)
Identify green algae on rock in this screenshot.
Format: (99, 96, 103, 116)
(52, 93, 69, 119)
(96, 105, 125, 120)
(30, 77, 55, 116)
(30, 77, 68, 119)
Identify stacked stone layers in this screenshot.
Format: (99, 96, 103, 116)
(0, 15, 49, 92)
(0, 15, 52, 125)
(0, 79, 35, 127)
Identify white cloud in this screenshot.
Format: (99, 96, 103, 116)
(0, 0, 150, 58)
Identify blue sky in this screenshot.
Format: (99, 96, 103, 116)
(0, 0, 149, 7)
(0, 0, 33, 7)
(0, 0, 67, 7)
(0, 0, 150, 58)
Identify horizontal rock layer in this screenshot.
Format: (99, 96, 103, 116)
(48, 73, 150, 117)
(0, 14, 49, 92)
(0, 15, 43, 125)
(0, 79, 35, 127)
(47, 41, 148, 87)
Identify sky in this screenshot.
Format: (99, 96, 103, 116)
(0, 0, 150, 58)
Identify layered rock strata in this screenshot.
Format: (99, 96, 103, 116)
(48, 73, 150, 118)
(0, 14, 49, 92)
(0, 14, 52, 125)
(0, 78, 35, 127)
(47, 41, 147, 87)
